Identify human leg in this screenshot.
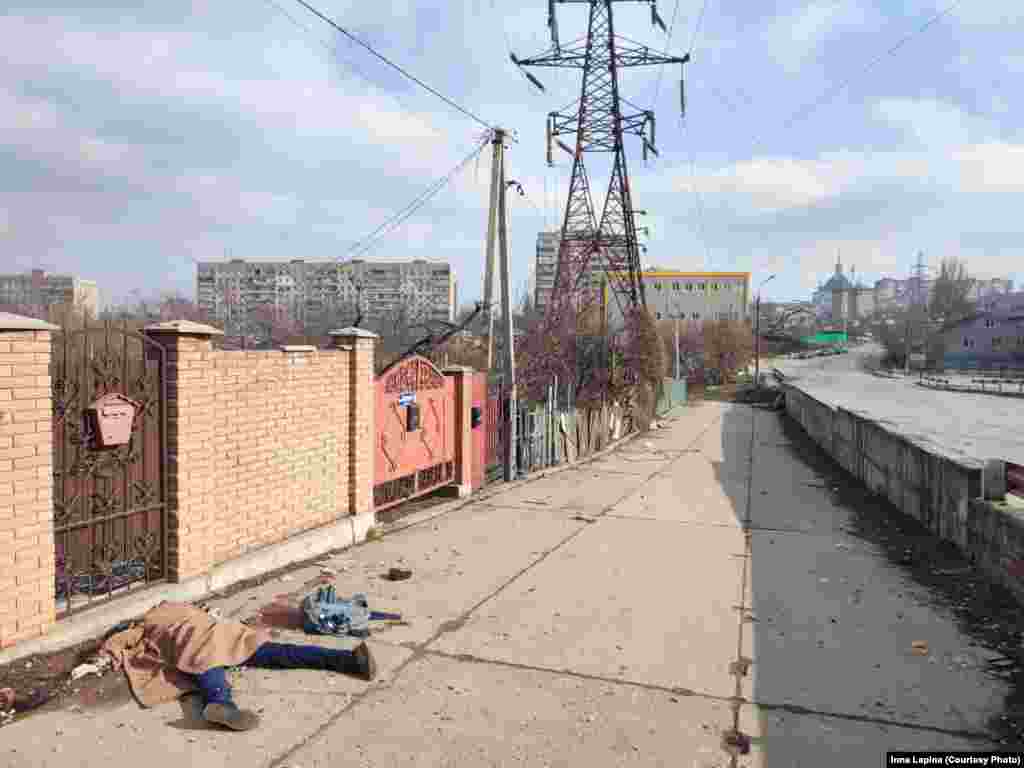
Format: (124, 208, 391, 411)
(195, 666, 260, 731)
(245, 641, 376, 680)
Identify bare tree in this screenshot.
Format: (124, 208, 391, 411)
(929, 257, 974, 324)
(246, 304, 304, 348)
(0, 302, 49, 321)
(702, 320, 753, 383)
(157, 293, 209, 323)
(622, 307, 668, 428)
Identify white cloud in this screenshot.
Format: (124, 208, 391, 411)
(874, 98, 994, 147)
(0, 15, 451, 162)
(945, 1, 1024, 26)
(2, 2, 1023, 306)
(955, 142, 1024, 192)
(767, 1, 869, 73)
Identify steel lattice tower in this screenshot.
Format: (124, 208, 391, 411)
(512, 0, 688, 331)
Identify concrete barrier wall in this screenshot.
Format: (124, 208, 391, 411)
(966, 498, 1024, 605)
(784, 385, 984, 558)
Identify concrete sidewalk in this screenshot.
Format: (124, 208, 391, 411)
(1, 401, 1007, 767)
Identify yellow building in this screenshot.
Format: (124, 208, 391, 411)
(603, 270, 751, 328)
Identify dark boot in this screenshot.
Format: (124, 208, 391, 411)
(351, 642, 377, 681)
(202, 702, 261, 731)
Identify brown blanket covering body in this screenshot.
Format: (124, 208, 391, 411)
(101, 601, 271, 708)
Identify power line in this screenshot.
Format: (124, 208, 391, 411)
(261, 0, 379, 85)
(649, 0, 682, 108)
(718, 0, 964, 278)
(748, 0, 964, 157)
(289, 0, 495, 130)
(342, 138, 490, 260)
(682, 117, 713, 271)
(687, 0, 712, 55)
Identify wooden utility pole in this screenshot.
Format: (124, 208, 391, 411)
(483, 130, 503, 370)
(497, 135, 518, 482)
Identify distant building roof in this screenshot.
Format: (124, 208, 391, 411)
(822, 273, 853, 291)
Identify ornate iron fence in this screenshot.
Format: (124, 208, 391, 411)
(52, 321, 168, 617)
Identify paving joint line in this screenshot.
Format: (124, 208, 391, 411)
(268, 413, 722, 767)
(412, 647, 992, 743)
(603, 514, 855, 537)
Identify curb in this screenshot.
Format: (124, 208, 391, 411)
(0, 511, 376, 666)
(916, 380, 1024, 399)
(379, 407, 671, 537)
(0, 404, 683, 666)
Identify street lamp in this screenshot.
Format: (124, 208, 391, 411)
(754, 274, 776, 389)
(666, 298, 685, 380)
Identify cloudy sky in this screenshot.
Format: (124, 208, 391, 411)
(2, 0, 1022, 308)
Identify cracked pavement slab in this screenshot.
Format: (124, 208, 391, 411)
(0, 401, 1015, 765)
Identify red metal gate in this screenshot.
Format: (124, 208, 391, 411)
(373, 355, 455, 511)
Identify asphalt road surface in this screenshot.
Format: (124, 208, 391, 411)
(774, 345, 1024, 466)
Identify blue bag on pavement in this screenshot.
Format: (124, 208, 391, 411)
(301, 587, 372, 637)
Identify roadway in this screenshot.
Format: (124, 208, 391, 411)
(772, 345, 1024, 467)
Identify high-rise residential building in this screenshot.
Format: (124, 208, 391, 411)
(604, 270, 750, 328)
(968, 277, 1015, 304)
(0, 269, 99, 318)
(533, 231, 561, 313)
(533, 230, 630, 315)
(195, 258, 456, 332)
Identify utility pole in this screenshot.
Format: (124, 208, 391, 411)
(482, 130, 503, 371)
(905, 251, 928, 375)
(754, 296, 762, 388)
(497, 134, 517, 482)
(753, 275, 775, 389)
(674, 310, 680, 380)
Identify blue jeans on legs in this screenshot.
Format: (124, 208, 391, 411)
(196, 642, 355, 707)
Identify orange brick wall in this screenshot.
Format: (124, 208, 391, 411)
(0, 330, 56, 649)
(150, 332, 374, 582)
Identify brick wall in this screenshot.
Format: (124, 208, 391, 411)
(147, 324, 375, 582)
(0, 327, 56, 649)
(346, 334, 375, 518)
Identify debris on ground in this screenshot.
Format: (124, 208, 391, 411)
(570, 515, 597, 524)
(0, 688, 13, 711)
(722, 729, 751, 755)
(70, 661, 106, 681)
(386, 568, 413, 581)
(911, 640, 929, 656)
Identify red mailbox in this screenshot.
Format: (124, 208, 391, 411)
(87, 393, 140, 449)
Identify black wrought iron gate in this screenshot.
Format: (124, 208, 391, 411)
(52, 321, 168, 616)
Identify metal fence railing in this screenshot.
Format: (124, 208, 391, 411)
(486, 376, 689, 483)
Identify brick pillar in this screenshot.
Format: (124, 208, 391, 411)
(444, 366, 474, 497)
(329, 328, 377, 517)
(144, 320, 222, 582)
(0, 315, 58, 649)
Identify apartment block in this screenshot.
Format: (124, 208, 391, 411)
(605, 270, 751, 328)
(196, 258, 457, 331)
(0, 269, 99, 318)
(534, 230, 634, 315)
(534, 231, 561, 313)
